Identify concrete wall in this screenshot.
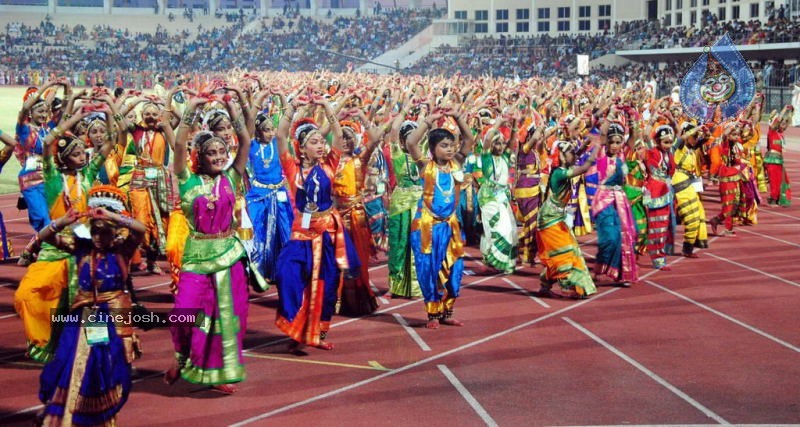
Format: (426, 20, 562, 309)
(446, 0, 647, 36)
(657, 0, 772, 27)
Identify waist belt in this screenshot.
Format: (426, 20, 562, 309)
(252, 178, 286, 189)
(336, 195, 364, 210)
(191, 230, 235, 240)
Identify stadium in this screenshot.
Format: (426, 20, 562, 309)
(0, 0, 799, 425)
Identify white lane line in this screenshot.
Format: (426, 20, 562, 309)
(0, 313, 17, 320)
(759, 208, 800, 221)
(563, 317, 730, 425)
(644, 280, 800, 353)
(392, 313, 431, 351)
(438, 365, 499, 427)
(1, 369, 165, 419)
(229, 288, 621, 426)
(244, 273, 504, 353)
(735, 227, 800, 249)
(368, 263, 387, 272)
(704, 252, 800, 289)
(369, 280, 389, 305)
(249, 292, 278, 302)
(501, 277, 550, 308)
(3, 217, 30, 223)
(137, 281, 171, 291)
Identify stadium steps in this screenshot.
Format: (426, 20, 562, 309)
(357, 23, 434, 74)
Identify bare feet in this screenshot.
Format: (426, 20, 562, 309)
(426, 319, 440, 329)
(288, 340, 306, 355)
(658, 265, 672, 271)
(537, 287, 555, 298)
(440, 318, 464, 326)
(708, 218, 720, 236)
(475, 265, 500, 276)
(148, 263, 163, 275)
(211, 384, 237, 394)
(163, 361, 181, 385)
(315, 341, 334, 350)
(383, 292, 392, 300)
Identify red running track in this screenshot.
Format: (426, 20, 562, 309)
(0, 132, 798, 426)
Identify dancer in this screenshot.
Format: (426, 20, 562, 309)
(405, 105, 475, 328)
(673, 122, 709, 257)
(273, 97, 360, 351)
(127, 100, 173, 274)
(37, 188, 144, 426)
(15, 80, 69, 233)
(708, 122, 745, 236)
(246, 110, 293, 284)
(478, 118, 518, 274)
(514, 122, 547, 267)
(591, 122, 638, 286)
(166, 95, 262, 394)
(332, 113, 391, 316)
(0, 129, 16, 259)
(386, 118, 424, 299)
(15, 103, 117, 362)
(765, 106, 793, 207)
(644, 124, 677, 269)
(536, 138, 599, 298)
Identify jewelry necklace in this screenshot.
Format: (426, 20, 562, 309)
(201, 174, 221, 210)
(258, 140, 274, 168)
(62, 171, 83, 209)
(405, 153, 419, 182)
(435, 168, 454, 203)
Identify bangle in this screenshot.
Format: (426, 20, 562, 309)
(49, 222, 61, 233)
(119, 215, 134, 228)
(113, 113, 123, 122)
(51, 126, 62, 137)
(232, 120, 244, 132)
(180, 110, 195, 125)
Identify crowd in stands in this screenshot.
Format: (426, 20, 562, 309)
(0, 9, 431, 85)
(409, 15, 800, 87)
(633, 17, 800, 49)
(1, 10, 799, 88)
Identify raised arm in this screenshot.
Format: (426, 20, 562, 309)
(568, 138, 600, 178)
(228, 98, 251, 176)
(318, 98, 344, 153)
(406, 112, 443, 168)
(358, 110, 392, 161)
(453, 108, 476, 163)
(43, 111, 89, 162)
(18, 80, 57, 125)
(174, 97, 207, 176)
(0, 128, 16, 147)
(275, 99, 298, 159)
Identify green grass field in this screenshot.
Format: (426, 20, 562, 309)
(0, 87, 25, 194)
